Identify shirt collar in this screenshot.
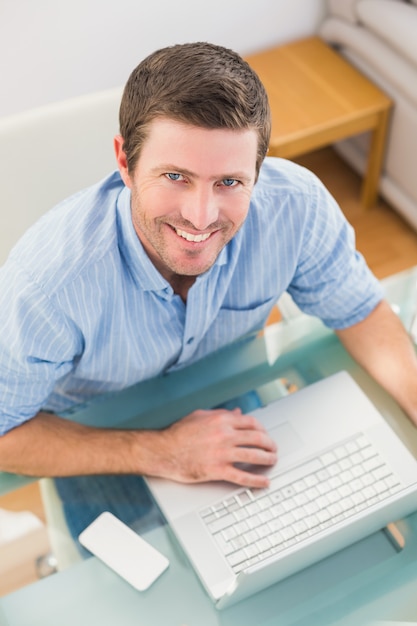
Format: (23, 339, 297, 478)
(116, 185, 229, 293)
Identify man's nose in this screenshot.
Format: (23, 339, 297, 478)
(180, 187, 219, 230)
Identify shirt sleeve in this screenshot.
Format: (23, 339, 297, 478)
(286, 170, 384, 329)
(0, 260, 83, 435)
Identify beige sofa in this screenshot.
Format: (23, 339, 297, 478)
(320, 0, 417, 230)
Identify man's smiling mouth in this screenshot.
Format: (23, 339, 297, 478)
(174, 227, 212, 243)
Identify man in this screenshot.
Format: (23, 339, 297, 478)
(1, 42, 417, 543)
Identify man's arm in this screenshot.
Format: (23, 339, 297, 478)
(0, 408, 277, 488)
(335, 299, 417, 426)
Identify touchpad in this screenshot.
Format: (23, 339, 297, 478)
(268, 422, 303, 457)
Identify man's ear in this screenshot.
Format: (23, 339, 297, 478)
(114, 135, 133, 188)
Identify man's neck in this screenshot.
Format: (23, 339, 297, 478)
(169, 274, 197, 302)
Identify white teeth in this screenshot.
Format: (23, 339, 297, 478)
(175, 228, 211, 243)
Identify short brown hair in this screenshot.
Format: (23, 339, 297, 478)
(119, 42, 271, 177)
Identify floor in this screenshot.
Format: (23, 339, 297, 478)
(297, 148, 417, 279)
(2, 146, 417, 597)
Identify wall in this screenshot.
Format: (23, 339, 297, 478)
(0, 0, 326, 117)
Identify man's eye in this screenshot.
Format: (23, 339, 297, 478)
(222, 178, 238, 187)
(166, 173, 183, 181)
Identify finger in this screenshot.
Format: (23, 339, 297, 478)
(230, 413, 268, 432)
(222, 465, 272, 489)
(232, 446, 277, 468)
(231, 428, 277, 453)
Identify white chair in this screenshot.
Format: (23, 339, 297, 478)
(0, 86, 123, 266)
(0, 86, 123, 569)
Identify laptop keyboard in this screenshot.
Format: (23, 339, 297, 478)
(199, 433, 402, 573)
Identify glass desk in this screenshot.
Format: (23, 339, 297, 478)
(1, 268, 417, 625)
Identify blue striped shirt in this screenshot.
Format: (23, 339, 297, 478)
(0, 157, 383, 434)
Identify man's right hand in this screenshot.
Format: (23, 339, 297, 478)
(147, 408, 278, 488)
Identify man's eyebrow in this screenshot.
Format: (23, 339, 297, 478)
(151, 164, 253, 183)
(152, 164, 196, 178)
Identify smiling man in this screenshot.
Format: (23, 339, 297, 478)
(115, 118, 258, 297)
(1, 42, 417, 546)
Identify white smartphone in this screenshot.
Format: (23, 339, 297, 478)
(78, 511, 169, 591)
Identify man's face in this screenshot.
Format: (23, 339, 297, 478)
(115, 118, 258, 285)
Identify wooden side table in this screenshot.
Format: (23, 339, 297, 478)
(245, 37, 392, 208)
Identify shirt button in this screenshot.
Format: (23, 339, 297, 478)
(186, 337, 194, 345)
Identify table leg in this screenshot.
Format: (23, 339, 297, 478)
(361, 107, 391, 209)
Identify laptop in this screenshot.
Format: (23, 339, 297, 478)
(145, 371, 417, 609)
